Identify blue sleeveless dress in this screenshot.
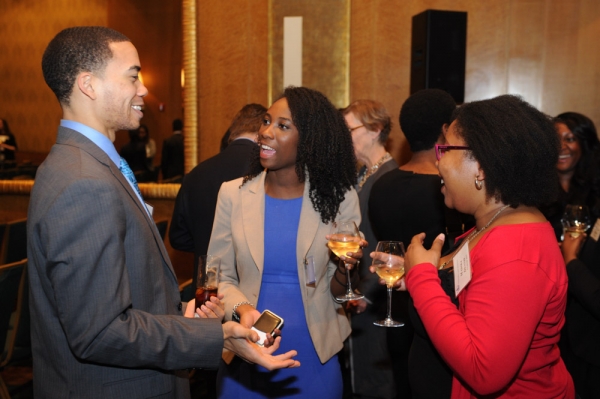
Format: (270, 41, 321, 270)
(217, 194, 343, 398)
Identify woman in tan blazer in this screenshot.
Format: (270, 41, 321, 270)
(208, 87, 362, 398)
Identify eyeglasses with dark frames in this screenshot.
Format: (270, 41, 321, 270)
(434, 144, 471, 161)
(348, 124, 364, 133)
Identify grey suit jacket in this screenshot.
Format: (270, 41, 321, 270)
(207, 171, 359, 363)
(27, 126, 223, 399)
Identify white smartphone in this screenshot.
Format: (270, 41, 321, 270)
(251, 309, 284, 346)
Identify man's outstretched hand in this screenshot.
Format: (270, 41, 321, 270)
(222, 321, 301, 371)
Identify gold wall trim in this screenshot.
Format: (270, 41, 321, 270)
(182, 0, 198, 173)
(0, 180, 34, 195)
(267, 0, 274, 106)
(0, 180, 179, 200)
(139, 183, 181, 199)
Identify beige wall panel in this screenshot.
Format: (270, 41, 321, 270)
(506, 0, 546, 108)
(0, 0, 108, 154)
(349, 0, 412, 164)
(463, 1, 509, 101)
(197, 0, 268, 163)
(542, 0, 600, 128)
(350, 0, 512, 164)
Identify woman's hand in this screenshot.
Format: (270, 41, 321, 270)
(195, 294, 225, 320)
(236, 304, 262, 329)
(183, 294, 226, 320)
(184, 299, 197, 318)
(561, 232, 586, 264)
(404, 233, 445, 275)
(346, 298, 368, 314)
(236, 305, 280, 348)
(326, 235, 368, 271)
(369, 252, 406, 290)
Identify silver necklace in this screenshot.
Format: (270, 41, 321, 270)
(467, 205, 511, 243)
(439, 204, 510, 270)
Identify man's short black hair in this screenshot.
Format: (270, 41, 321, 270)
(42, 26, 130, 106)
(172, 119, 183, 131)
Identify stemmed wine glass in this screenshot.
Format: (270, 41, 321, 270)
(328, 220, 364, 302)
(561, 204, 591, 239)
(373, 241, 405, 327)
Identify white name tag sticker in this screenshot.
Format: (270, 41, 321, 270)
(145, 202, 154, 216)
(454, 243, 472, 297)
(304, 256, 316, 286)
(590, 219, 600, 242)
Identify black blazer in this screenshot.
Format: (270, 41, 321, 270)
(564, 234, 600, 366)
(161, 133, 184, 179)
(169, 138, 257, 293)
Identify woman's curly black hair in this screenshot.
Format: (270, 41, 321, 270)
(242, 86, 357, 224)
(451, 95, 559, 207)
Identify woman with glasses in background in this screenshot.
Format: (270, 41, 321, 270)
(375, 95, 574, 398)
(340, 99, 398, 399)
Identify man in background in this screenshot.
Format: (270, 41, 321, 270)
(170, 103, 265, 301)
(28, 26, 297, 399)
(161, 118, 184, 181)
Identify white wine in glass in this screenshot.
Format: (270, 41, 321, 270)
(328, 220, 364, 302)
(561, 204, 591, 239)
(373, 241, 405, 327)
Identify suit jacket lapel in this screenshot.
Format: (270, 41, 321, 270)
(107, 159, 177, 280)
(242, 172, 266, 272)
(297, 175, 321, 267)
(57, 127, 177, 281)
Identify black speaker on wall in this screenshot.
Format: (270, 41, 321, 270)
(410, 10, 467, 104)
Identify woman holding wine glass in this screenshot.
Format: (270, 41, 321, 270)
(561, 212, 600, 398)
(208, 86, 362, 398)
(375, 95, 575, 398)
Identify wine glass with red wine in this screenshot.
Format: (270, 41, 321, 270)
(195, 255, 220, 308)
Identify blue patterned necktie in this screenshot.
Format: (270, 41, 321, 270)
(119, 157, 142, 199)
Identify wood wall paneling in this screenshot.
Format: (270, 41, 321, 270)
(108, 0, 183, 167)
(1, 0, 600, 168)
(0, 0, 108, 156)
(197, 0, 268, 163)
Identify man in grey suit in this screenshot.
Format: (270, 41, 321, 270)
(27, 26, 298, 399)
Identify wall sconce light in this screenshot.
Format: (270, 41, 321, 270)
(181, 68, 185, 88)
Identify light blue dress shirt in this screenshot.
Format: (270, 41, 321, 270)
(60, 120, 150, 215)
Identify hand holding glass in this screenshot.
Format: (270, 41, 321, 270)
(328, 221, 364, 301)
(561, 205, 591, 239)
(196, 255, 220, 309)
(373, 241, 405, 327)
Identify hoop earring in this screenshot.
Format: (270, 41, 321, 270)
(475, 177, 483, 191)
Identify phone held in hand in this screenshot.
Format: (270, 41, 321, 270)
(251, 310, 284, 346)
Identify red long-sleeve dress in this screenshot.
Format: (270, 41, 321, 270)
(406, 222, 575, 398)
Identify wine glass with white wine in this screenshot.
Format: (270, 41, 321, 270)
(373, 241, 405, 327)
(328, 220, 364, 302)
(561, 204, 591, 240)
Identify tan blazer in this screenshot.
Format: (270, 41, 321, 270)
(208, 171, 360, 363)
